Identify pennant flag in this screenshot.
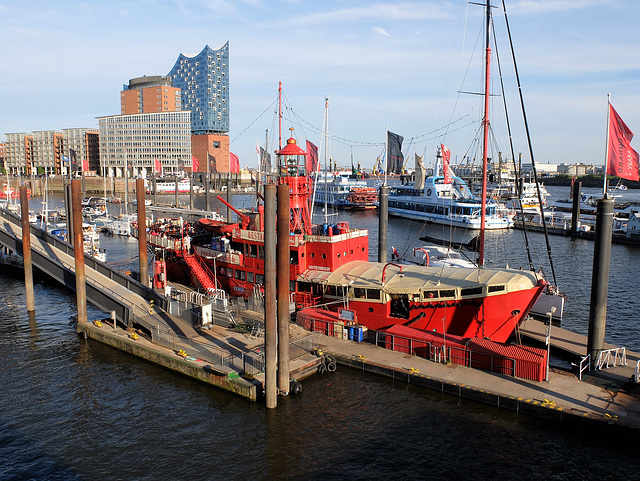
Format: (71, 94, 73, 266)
(441, 144, 452, 184)
(607, 103, 639, 181)
(208, 153, 217, 174)
(230, 152, 240, 173)
(69, 149, 79, 172)
(192, 155, 200, 172)
(306, 140, 319, 174)
(82, 158, 89, 172)
(154, 158, 162, 174)
(387, 131, 404, 174)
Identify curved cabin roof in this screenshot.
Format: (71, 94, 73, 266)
(299, 260, 542, 295)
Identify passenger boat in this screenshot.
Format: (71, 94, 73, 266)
(388, 148, 514, 230)
(313, 171, 377, 209)
(147, 178, 203, 195)
(141, 129, 546, 344)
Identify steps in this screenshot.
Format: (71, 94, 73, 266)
(184, 254, 217, 293)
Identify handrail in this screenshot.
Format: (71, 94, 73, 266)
(579, 354, 591, 381)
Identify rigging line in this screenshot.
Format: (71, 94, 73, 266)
(491, 20, 535, 272)
(230, 98, 277, 145)
(501, 0, 557, 288)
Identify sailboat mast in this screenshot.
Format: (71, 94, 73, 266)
(278, 81, 283, 150)
(479, 0, 492, 266)
(323, 95, 329, 225)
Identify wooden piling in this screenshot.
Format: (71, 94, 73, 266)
(136, 179, 149, 287)
(71, 179, 88, 325)
(264, 184, 277, 408)
(277, 183, 291, 394)
(19, 185, 35, 312)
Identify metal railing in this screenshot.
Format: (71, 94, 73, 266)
(594, 347, 627, 370)
(579, 354, 591, 381)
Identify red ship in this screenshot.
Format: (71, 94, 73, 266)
(142, 131, 546, 344)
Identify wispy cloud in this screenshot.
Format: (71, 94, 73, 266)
(372, 27, 391, 37)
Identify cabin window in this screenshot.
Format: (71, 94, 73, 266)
(390, 295, 410, 319)
(353, 288, 366, 299)
(326, 285, 338, 296)
(423, 290, 439, 299)
(322, 253, 327, 259)
(488, 285, 505, 293)
(219, 266, 226, 276)
(235, 270, 245, 281)
(258, 246, 264, 259)
(247, 272, 255, 283)
(256, 274, 264, 285)
(461, 287, 483, 297)
(290, 280, 295, 291)
(290, 250, 298, 265)
(310, 252, 315, 258)
(439, 289, 455, 298)
(226, 268, 234, 278)
(249, 244, 257, 257)
(312, 284, 323, 296)
(366, 289, 381, 300)
(298, 281, 311, 292)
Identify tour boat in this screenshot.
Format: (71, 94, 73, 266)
(147, 178, 203, 195)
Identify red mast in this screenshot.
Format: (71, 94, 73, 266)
(479, 0, 491, 266)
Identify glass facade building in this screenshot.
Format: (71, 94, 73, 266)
(98, 111, 192, 177)
(168, 43, 229, 134)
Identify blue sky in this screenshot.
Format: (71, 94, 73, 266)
(1, 0, 638, 171)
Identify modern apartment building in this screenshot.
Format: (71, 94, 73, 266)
(97, 111, 192, 177)
(62, 128, 100, 173)
(5, 133, 34, 175)
(121, 76, 182, 115)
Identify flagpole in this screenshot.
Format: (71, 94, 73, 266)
(603, 93, 611, 197)
(385, 125, 388, 186)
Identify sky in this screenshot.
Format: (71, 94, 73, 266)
(1, 0, 639, 172)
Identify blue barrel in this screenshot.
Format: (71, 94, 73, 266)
(354, 326, 363, 343)
(348, 326, 355, 341)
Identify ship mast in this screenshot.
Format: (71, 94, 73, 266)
(479, 0, 492, 266)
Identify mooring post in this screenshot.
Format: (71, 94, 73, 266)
(264, 184, 277, 408)
(587, 196, 614, 362)
(378, 185, 388, 263)
(136, 179, 149, 287)
(152, 175, 157, 206)
(19, 185, 35, 312)
(571, 181, 581, 237)
(277, 182, 291, 394)
(226, 177, 233, 222)
(71, 179, 88, 325)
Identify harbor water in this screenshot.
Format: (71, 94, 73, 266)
(1, 185, 639, 480)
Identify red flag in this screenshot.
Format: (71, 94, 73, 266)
(441, 144, 452, 184)
(192, 155, 200, 172)
(607, 104, 639, 181)
(306, 140, 319, 174)
(230, 152, 240, 173)
(82, 159, 89, 171)
(154, 158, 162, 174)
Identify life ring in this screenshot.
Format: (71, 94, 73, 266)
(326, 360, 337, 372)
(426, 189, 432, 196)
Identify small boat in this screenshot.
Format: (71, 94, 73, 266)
(147, 178, 203, 195)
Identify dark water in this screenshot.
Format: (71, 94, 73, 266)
(1, 186, 639, 480)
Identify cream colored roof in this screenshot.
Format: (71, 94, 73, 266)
(299, 260, 541, 294)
